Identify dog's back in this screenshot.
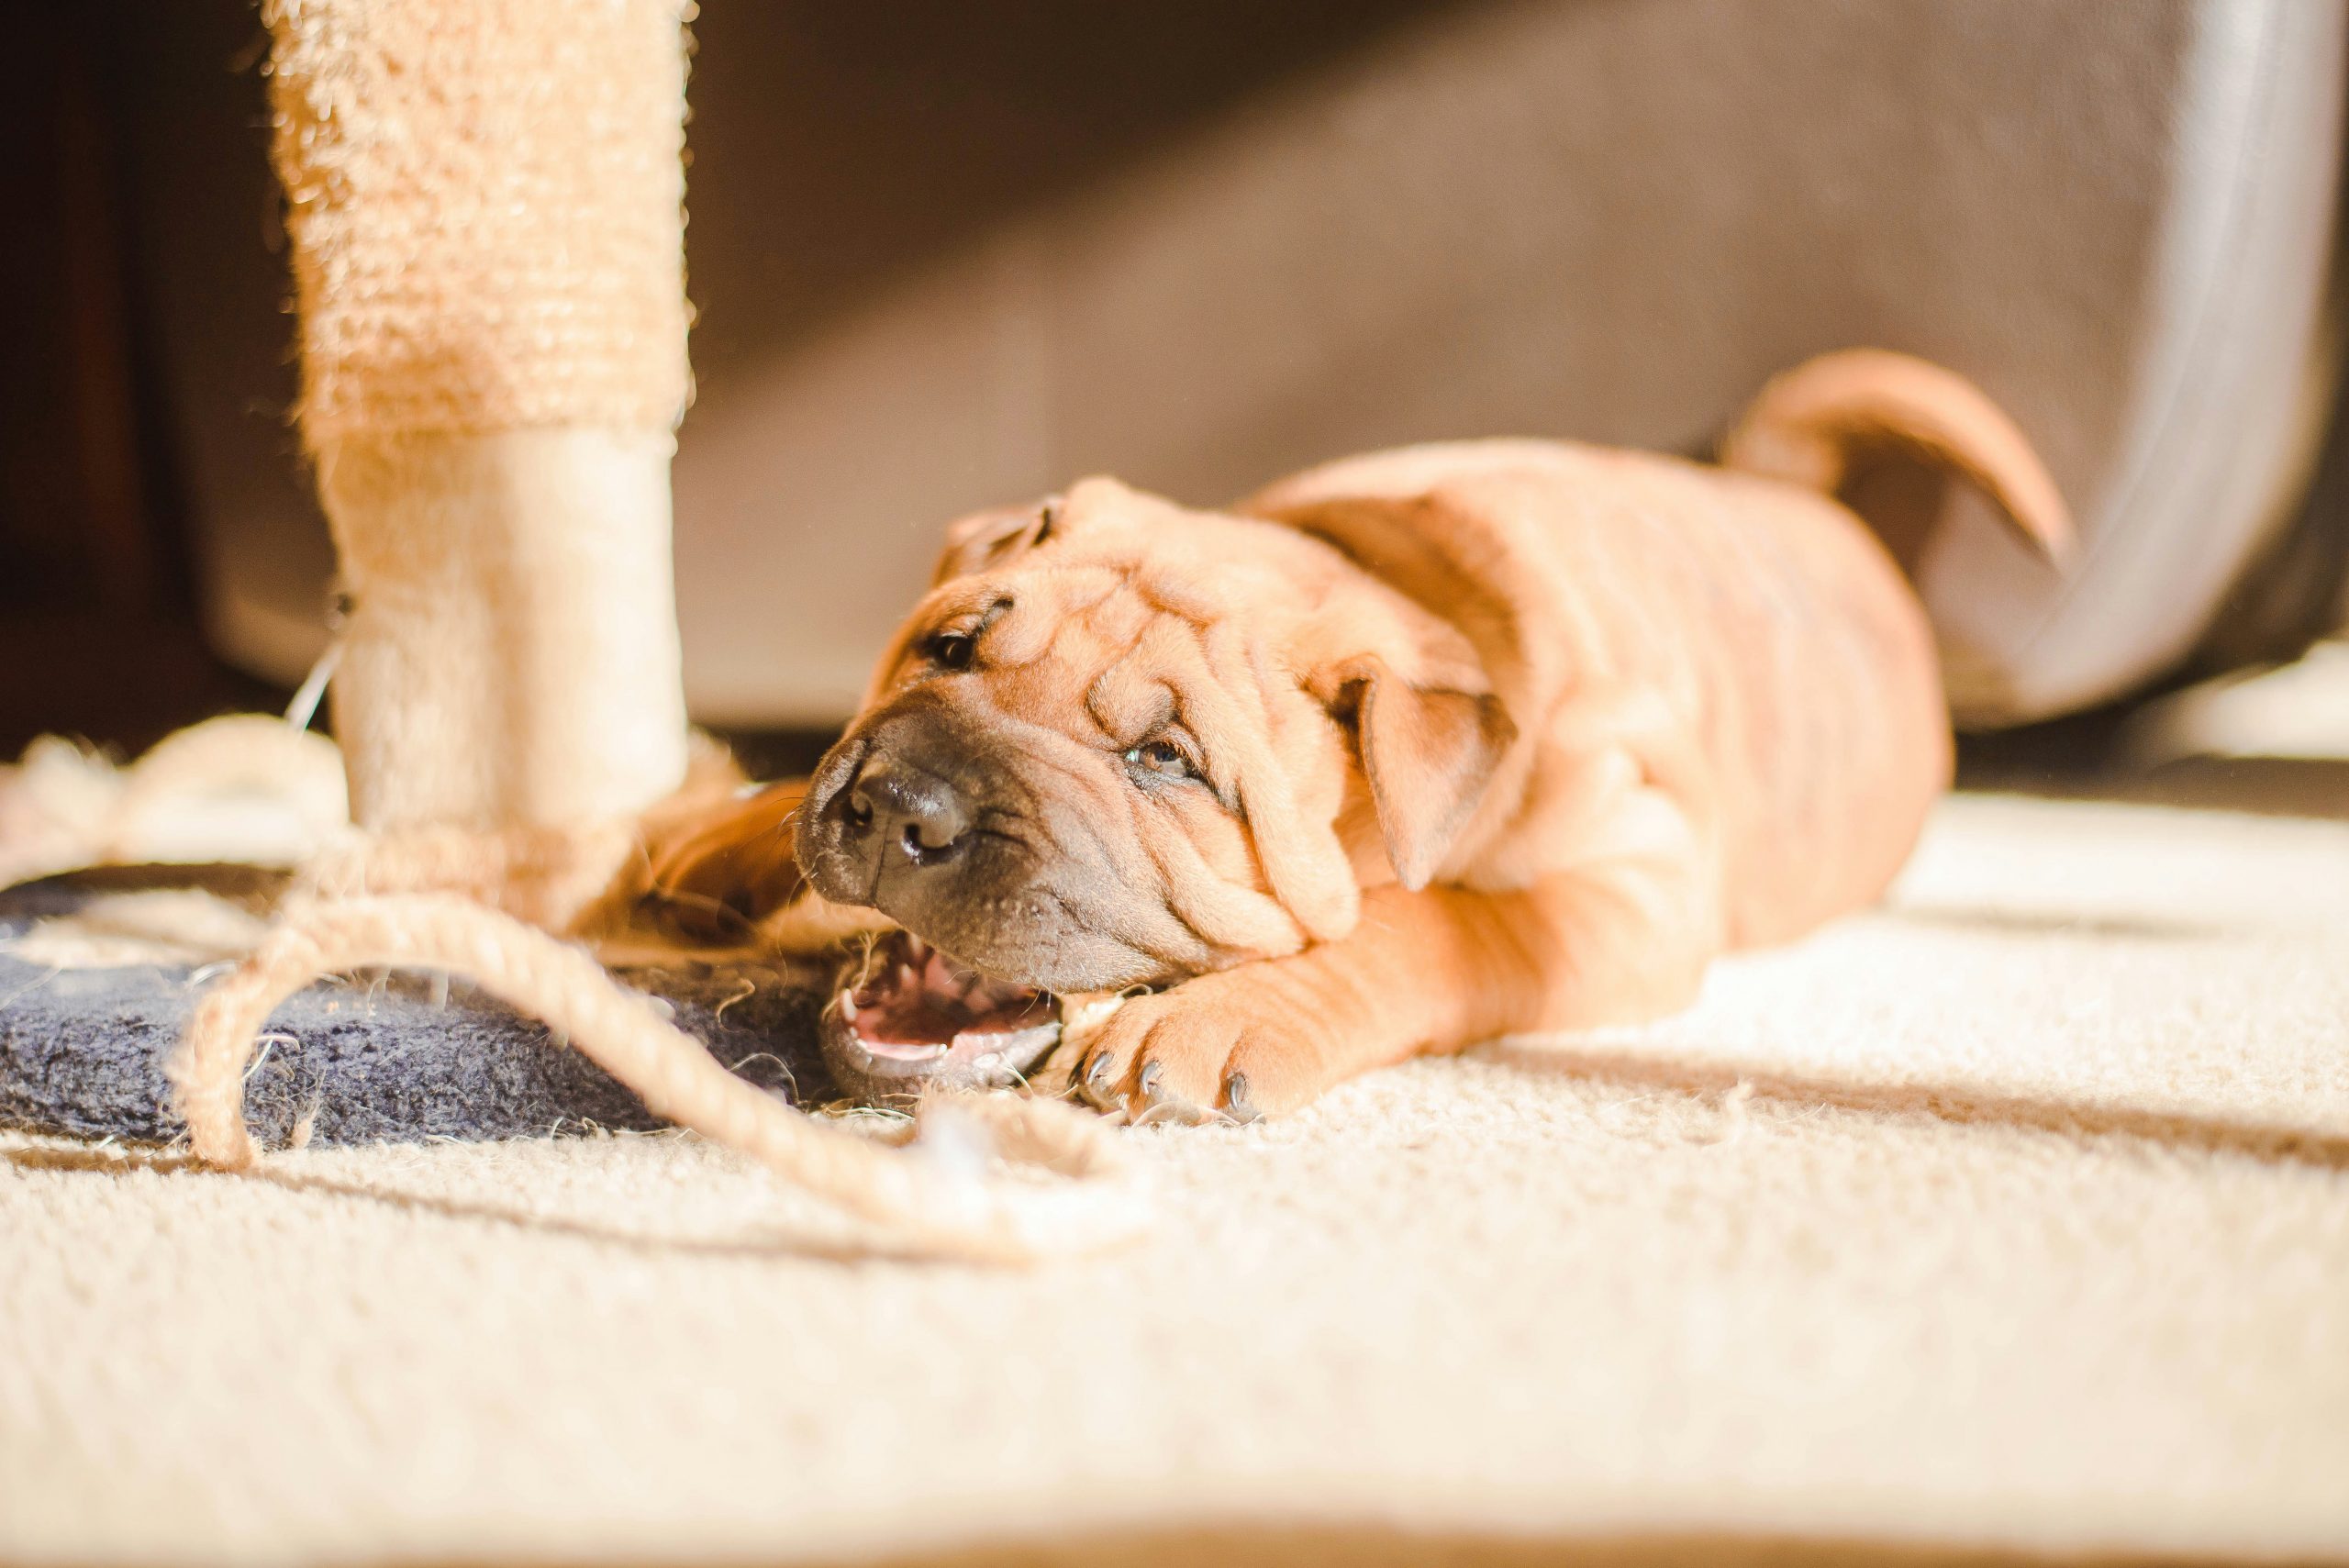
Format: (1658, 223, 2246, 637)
(1246, 351, 2068, 947)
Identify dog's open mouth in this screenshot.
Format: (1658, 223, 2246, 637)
(821, 929, 1060, 1103)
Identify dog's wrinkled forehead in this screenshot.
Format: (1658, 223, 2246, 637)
(928, 474, 1175, 584)
(880, 477, 1297, 706)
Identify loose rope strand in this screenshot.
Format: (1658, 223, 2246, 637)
(168, 894, 1145, 1263)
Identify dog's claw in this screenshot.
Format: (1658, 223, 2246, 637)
(1222, 1071, 1259, 1123)
(1080, 1049, 1119, 1107)
(1135, 1059, 1214, 1125)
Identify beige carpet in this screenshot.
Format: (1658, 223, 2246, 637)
(4, 792, 2346, 1567)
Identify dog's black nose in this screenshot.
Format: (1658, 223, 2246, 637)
(847, 753, 974, 866)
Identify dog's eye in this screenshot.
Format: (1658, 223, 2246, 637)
(925, 631, 976, 671)
(1123, 740, 1194, 781)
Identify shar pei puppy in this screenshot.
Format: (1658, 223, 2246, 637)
(661, 350, 2068, 1120)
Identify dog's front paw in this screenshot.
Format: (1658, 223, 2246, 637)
(1068, 970, 1347, 1123)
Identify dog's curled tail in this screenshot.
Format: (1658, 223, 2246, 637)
(1720, 348, 2074, 565)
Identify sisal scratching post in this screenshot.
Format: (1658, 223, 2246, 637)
(265, 0, 693, 864)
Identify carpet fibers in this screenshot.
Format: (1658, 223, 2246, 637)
(3, 794, 2345, 1566)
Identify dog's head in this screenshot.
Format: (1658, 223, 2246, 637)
(795, 476, 1515, 993)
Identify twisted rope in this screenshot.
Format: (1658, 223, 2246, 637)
(169, 894, 1144, 1263)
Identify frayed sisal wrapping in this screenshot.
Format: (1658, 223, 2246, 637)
(0, 717, 348, 889)
(169, 895, 1148, 1263)
(262, 0, 696, 440)
(294, 817, 642, 934)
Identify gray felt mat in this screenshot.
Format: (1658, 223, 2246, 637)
(0, 868, 840, 1148)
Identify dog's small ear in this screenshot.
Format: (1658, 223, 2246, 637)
(1331, 658, 1515, 890)
(930, 495, 1062, 585)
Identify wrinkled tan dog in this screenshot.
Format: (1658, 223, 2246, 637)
(686, 350, 2068, 1120)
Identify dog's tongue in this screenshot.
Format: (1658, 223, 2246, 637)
(843, 940, 1047, 1057)
(824, 932, 1057, 1101)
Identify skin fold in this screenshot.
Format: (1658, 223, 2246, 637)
(659, 350, 2070, 1121)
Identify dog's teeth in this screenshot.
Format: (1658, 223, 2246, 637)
(897, 962, 918, 991)
(839, 992, 858, 1022)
